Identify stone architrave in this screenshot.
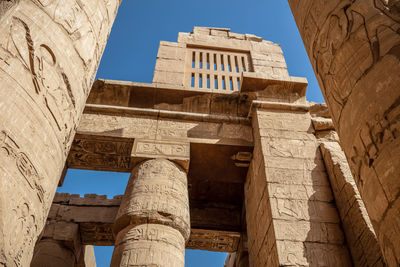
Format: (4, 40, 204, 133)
(0, 1, 120, 265)
(111, 139, 191, 267)
(288, 1, 400, 264)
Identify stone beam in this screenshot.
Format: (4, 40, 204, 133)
(49, 193, 241, 252)
(77, 104, 253, 147)
(0, 1, 120, 265)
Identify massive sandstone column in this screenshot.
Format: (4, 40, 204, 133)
(0, 0, 120, 265)
(30, 239, 75, 267)
(288, 1, 400, 265)
(111, 140, 191, 266)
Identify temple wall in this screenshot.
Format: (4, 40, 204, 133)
(245, 106, 352, 266)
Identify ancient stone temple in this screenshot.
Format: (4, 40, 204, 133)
(34, 26, 386, 266)
(0, 1, 399, 266)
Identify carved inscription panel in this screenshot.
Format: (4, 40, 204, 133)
(68, 135, 133, 172)
(133, 139, 190, 159)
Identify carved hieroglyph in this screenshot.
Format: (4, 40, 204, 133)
(288, 1, 400, 265)
(0, 0, 120, 265)
(111, 158, 190, 267)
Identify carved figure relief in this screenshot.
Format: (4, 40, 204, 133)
(350, 96, 400, 182)
(1, 16, 78, 153)
(68, 137, 132, 170)
(0, 130, 44, 202)
(311, 0, 400, 123)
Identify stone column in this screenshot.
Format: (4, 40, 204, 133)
(111, 140, 191, 267)
(30, 239, 75, 267)
(288, 1, 400, 264)
(0, 1, 120, 265)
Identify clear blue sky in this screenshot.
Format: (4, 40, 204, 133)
(57, 0, 325, 266)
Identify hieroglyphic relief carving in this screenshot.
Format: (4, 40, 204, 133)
(0, 170, 42, 266)
(133, 139, 190, 159)
(34, 0, 107, 94)
(350, 96, 400, 183)
(309, 0, 400, 123)
(68, 136, 133, 171)
(0, 130, 44, 202)
(289, 1, 400, 262)
(1, 16, 78, 154)
(112, 159, 190, 266)
(186, 230, 240, 252)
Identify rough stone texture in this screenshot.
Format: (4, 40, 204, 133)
(0, 0, 120, 265)
(288, 1, 400, 264)
(111, 158, 190, 267)
(321, 141, 385, 266)
(77, 246, 97, 267)
(31, 218, 97, 267)
(245, 106, 352, 266)
(111, 224, 185, 267)
(30, 239, 75, 267)
(224, 234, 249, 267)
(0, 0, 19, 19)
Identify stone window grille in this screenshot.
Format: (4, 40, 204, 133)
(185, 47, 252, 91)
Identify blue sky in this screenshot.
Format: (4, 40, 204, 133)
(57, 0, 325, 266)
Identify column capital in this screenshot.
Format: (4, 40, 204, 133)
(131, 139, 190, 172)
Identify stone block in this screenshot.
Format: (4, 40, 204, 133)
(154, 58, 185, 73)
(152, 70, 185, 86)
(267, 183, 333, 202)
(245, 34, 262, 42)
(131, 139, 190, 171)
(273, 219, 344, 244)
(256, 109, 312, 132)
(211, 29, 229, 37)
(193, 27, 210, 35)
(312, 117, 334, 131)
(258, 128, 316, 141)
(261, 138, 319, 159)
(228, 32, 245, 40)
(157, 42, 186, 61)
(272, 67, 289, 78)
(270, 197, 340, 223)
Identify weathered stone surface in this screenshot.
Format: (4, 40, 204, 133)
(289, 1, 400, 264)
(77, 246, 97, 267)
(30, 239, 76, 267)
(114, 159, 190, 238)
(111, 159, 190, 266)
(131, 139, 190, 171)
(321, 141, 385, 266)
(245, 106, 352, 266)
(111, 224, 185, 267)
(0, 0, 120, 265)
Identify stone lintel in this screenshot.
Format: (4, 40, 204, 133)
(187, 229, 240, 252)
(84, 104, 250, 125)
(131, 139, 190, 171)
(87, 79, 253, 120)
(248, 100, 310, 117)
(241, 72, 308, 98)
(48, 193, 241, 252)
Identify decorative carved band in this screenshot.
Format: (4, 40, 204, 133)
(131, 139, 190, 171)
